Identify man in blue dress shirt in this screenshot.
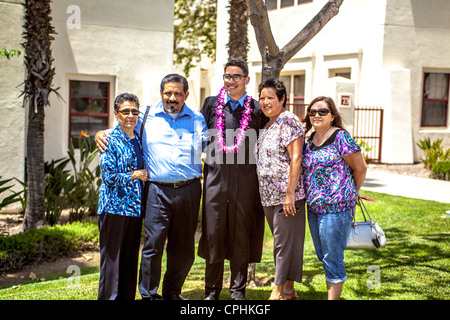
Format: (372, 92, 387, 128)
(96, 74, 208, 300)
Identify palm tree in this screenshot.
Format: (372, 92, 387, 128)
(227, 0, 249, 61)
(20, 0, 59, 231)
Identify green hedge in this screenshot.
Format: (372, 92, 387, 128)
(0, 221, 98, 275)
(432, 161, 450, 181)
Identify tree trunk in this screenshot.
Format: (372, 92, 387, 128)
(227, 0, 249, 61)
(21, 0, 58, 231)
(247, 0, 344, 80)
(261, 50, 284, 81)
(23, 102, 46, 230)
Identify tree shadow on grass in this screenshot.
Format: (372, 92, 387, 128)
(344, 226, 450, 299)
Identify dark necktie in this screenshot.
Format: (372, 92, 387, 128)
(230, 100, 239, 111)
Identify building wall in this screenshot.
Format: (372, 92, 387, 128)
(47, 0, 174, 161)
(214, 0, 388, 118)
(382, 0, 450, 161)
(0, 0, 26, 191)
(0, 0, 174, 198)
(241, 0, 387, 103)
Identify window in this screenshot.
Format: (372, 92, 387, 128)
(266, 0, 277, 10)
(329, 67, 351, 80)
(421, 73, 449, 127)
(281, 0, 294, 8)
(69, 80, 110, 146)
(266, 0, 311, 10)
(280, 74, 306, 118)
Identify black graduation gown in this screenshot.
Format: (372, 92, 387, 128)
(198, 95, 269, 265)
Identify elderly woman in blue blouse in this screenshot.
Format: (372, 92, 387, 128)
(255, 79, 306, 300)
(302, 96, 367, 300)
(97, 93, 148, 300)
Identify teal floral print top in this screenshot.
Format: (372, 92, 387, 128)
(97, 126, 144, 217)
(302, 129, 360, 214)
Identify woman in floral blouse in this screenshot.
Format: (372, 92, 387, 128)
(302, 96, 367, 300)
(97, 93, 148, 300)
(255, 78, 305, 300)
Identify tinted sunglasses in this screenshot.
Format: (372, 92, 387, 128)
(308, 108, 331, 117)
(118, 108, 139, 116)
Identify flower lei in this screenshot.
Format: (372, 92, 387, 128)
(215, 87, 253, 153)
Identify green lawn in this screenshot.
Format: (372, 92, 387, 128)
(0, 190, 449, 300)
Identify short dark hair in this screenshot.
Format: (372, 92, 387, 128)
(160, 73, 189, 93)
(224, 59, 249, 77)
(258, 78, 287, 109)
(303, 96, 346, 134)
(113, 92, 140, 111)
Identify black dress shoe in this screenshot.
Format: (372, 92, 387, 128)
(203, 294, 218, 300)
(164, 294, 187, 300)
(142, 294, 162, 301)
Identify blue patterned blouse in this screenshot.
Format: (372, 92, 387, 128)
(97, 126, 144, 217)
(302, 129, 360, 214)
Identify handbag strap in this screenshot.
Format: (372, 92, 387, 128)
(359, 197, 374, 221)
(139, 105, 151, 142)
(354, 195, 374, 223)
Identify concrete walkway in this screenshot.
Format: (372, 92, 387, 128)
(362, 169, 450, 204)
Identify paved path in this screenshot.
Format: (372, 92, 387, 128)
(362, 169, 450, 204)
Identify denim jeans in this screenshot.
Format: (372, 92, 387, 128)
(307, 208, 353, 283)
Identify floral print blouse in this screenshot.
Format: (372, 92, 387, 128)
(255, 111, 305, 207)
(98, 126, 144, 217)
(302, 129, 360, 214)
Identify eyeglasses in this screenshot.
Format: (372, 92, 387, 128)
(223, 74, 246, 82)
(117, 108, 140, 116)
(308, 108, 331, 117)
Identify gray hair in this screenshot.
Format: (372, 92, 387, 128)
(113, 92, 140, 111)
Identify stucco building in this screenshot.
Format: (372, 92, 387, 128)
(212, 0, 450, 163)
(0, 0, 175, 193)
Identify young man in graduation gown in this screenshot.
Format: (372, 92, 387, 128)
(198, 59, 268, 300)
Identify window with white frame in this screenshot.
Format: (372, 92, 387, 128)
(279, 73, 306, 118)
(69, 80, 111, 146)
(266, 0, 312, 10)
(421, 72, 449, 127)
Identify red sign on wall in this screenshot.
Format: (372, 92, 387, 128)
(340, 95, 351, 107)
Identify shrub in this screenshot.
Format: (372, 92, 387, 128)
(0, 221, 98, 275)
(0, 176, 23, 210)
(12, 135, 101, 225)
(416, 137, 450, 170)
(67, 136, 101, 222)
(431, 161, 450, 181)
(356, 139, 373, 162)
(44, 157, 72, 226)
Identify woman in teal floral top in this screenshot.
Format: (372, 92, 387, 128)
(97, 93, 148, 300)
(302, 96, 367, 300)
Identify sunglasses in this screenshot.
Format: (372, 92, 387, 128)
(223, 74, 246, 82)
(117, 108, 139, 116)
(308, 108, 331, 117)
